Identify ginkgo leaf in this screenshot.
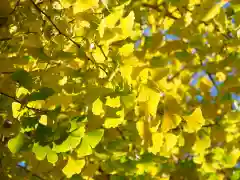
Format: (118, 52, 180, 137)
(28, 87, 55, 101)
(12, 102, 21, 118)
(103, 108, 125, 128)
(82, 163, 99, 177)
(105, 96, 121, 108)
(53, 126, 85, 153)
(161, 111, 182, 132)
(76, 138, 92, 157)
(47, 150, 58, 164)
(202, 1, 226, 22)
(62, 156, 85, 178)
(119, 43, 134, 57)
(92, 98, 104, 116)
(11, 69, 32, 88)
(74, 0, 99, 14)
(224, 149, 240, 168)
(164, 133, 178, 152)
(8, 133, 24, 154)
(84, 129, 104, 148)
(138, 85, 160, 117)
(120, 11, 135, 37)
(32, 143, 51, 160)
(192, 135, 211, 154)
(183, 108, 205, 133)
(150, 132, 164, 154)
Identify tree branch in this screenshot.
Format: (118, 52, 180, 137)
(142, 3, 179, 20)
(0, 91, 48, 113)
(29, 0, 108, 75)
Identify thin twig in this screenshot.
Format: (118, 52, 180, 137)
(0, 91, 48, 113)
(9, 0, 21, 15)
(29, 0, 108, 75)
(142, 3, 179, 20)
(199, 59, 219, 93)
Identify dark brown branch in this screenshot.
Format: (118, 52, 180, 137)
(0, 92, 48, 113)
(142, 3, 179, 20)
(9, 0, 21, 15)
(0, 37, 12, 42)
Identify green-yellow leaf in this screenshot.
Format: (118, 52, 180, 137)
(76, 138, 92, 157)
(62, 156, 85, 178)
(32, 143, 51, 160)
(202, 2, 226, 22)
(12, 102, 21, 118)
(85, 129, 104, 148)
(8, 133, 24, 154)
(47, 150, 58, 164)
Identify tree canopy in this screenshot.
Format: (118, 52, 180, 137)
(1, 0, 240, 179)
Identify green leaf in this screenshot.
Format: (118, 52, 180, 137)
(47, 150, 58, 164)
(28, 87, 55, 101)
(8, 133, 24, 154)
(76, 138, 92, 157)
(62, 156, 85, 178)
(32, 143, 51, 160)
(76, 129, 103, 157)
(12, 102, 21, 119)
(85, 129, 104, 148)
(53, 123, 84, 153)
(11, 69, 32, 88)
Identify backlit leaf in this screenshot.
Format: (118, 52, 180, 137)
(8, 133, 24, 154)
(62, 156, 85, 178)
(183, 108, 205, 133)
(92, 98, 104, 116)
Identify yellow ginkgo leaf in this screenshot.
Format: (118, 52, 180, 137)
(105, 96, 121, 108)
(161, 111, 182, 132)
(92, 98, 104, 116)
(62, 156, 85, 178)
(183, 108, 205, 133)
(74, 0, 99, 14)
(119, 43, 134, 57)
(150, 132, 164, 154)
(138, 85, 160, 117)
(192, 135, 211, 154)
(120, 11, 135, 37)
(12, 102, 21, 118)
(164, 133, 178, 152)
